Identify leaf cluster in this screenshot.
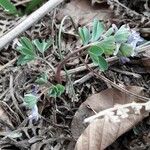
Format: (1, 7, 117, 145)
(17, 37, 52, 65)
(78, 19, 132, 71)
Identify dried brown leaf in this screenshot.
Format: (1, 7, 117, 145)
(72, 86, 149, 150)
(0, 106, 13, 132)
(57, 0, 112, 25)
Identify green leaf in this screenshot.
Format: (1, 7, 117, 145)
(25, 0, 44, 14)
(17, 37, 36, 56)
(33, 39, 52, 53)
(49, 84, 65, 98)
(24, 94, 38, 109)
(88, 45, 104, 56)
(17, 55, 35, 65)
(98, 36, 116, 55)
(89, 54, 108, 71)
(0, 0, 18, 15)
(78, 26, 90, 45)
(35, 73, 48, 85)
(114, 25, 130, 43)
(119, 43, 133, 57)
(104, 27, 114, 37)
(91, 19, 105, 42)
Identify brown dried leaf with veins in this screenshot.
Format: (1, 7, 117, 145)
(57, 0, 112, 25)
(72, 86, 149, 150)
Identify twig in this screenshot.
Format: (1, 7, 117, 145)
(0, 0, 64, 50)
(14, 0, 31, 6)
(83, 61, 150, 102)
(111, 68, 141, 78)
(74, 72, 93, 85)
(84, 101, 149, 123)
(0, 119, 15, 130)
(0, 57, 17, 72)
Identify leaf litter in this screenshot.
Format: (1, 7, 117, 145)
(0, 0, 150, 150)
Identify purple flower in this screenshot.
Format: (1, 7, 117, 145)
(127, 30, 143, 56)
(119, 57, 130, 64)
(29, 105, 39, 121)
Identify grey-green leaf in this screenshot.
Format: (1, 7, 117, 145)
(114, 25, 130, 43)
(33, 39, 52, 53)
(35, 73, 48, 85)
(89, 53, 108, 71)
(119, 43, 133, 57)
(0, 0, 18, 14)
(24, 94, 38, 109)
(91, 19, 105, 42)
(49, 84, 65, 98)
(17, 55, 35, 65)
(78, 26, 90, 45)
(17, 37, 36, 56)
(98, 36, 116, 55)
(104, 27, 114, 37)
(88, 45, 104, 56)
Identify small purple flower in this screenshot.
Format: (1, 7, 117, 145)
(119, 57, 130, 64)
(29, 105, 39, 121)
(127, 30, 143, 56)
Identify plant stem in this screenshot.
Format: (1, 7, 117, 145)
(55, 43, 97, 83)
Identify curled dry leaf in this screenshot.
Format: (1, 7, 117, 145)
(57, 0, 112, 25)
(71, 86, 149, 150)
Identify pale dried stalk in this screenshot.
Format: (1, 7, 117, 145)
(84, 101, 150, 123)
(0, 0, 64, 50)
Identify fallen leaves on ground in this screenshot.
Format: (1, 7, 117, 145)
(57, 0, 112, 25)
(71, 86, 149, 150)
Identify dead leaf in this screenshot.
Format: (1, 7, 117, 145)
(0, 106, 13, 132)
(72, 86, 149, 150)
(57, 0, 112, 25)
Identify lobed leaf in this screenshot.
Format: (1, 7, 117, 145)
(17, 37, 36, 56)
(49, 84, 65, 98)
(118, 43, 133, 57)
(114, 25, 130, 43)
(17, 55, 35, 65)
(89, 54, 108, 71)
(98, 36, 116, 55)
(33, 39, 52, 53)
(78, 26, 91, 45)
(91, 19, 105, 42)
(24, 94, 38, 109)
(35, 73, 48, 85)
(88, 45, 104, 56)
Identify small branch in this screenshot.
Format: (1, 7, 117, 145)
(84, 101, 149, 123)
(0, 0, 64, 50)
(82, 61, 150, 102)
(0, 57, 17, 72)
